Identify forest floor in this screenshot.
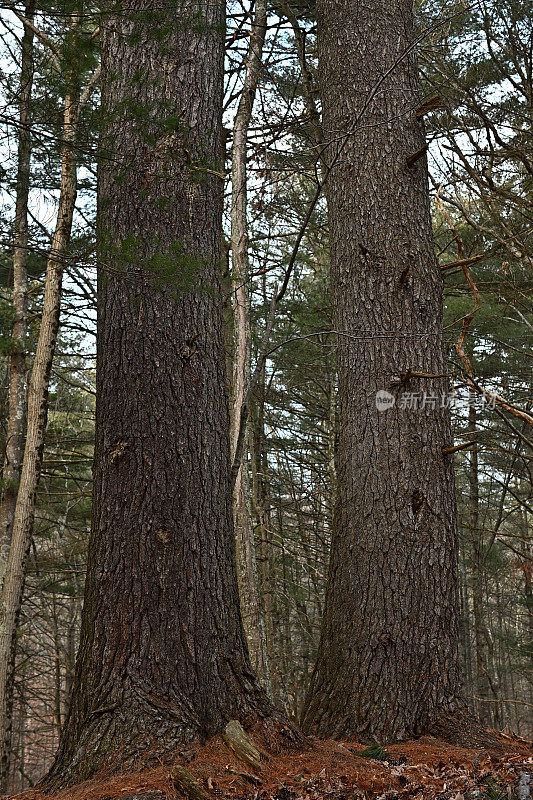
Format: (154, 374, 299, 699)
(15, 728, 532, 800)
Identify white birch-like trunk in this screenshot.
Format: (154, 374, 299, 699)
(229, 0, 272, 698)
(0, 0, 36, 590)
(0, 84, 79, 770)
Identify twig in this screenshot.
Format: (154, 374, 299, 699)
(3, 0, 61, 69)
(79, 65, 101, 110)
(415, 94, 443, 117)
(442, 441, 477, 455)
(434, 191, 533, 427)
(440, 252, 490, 270)
(406, 143, 429, 167)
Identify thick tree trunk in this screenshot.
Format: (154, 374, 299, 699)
(44, 1, 274, 787)
(230, 0, 272, 697)
(0, 0, 36, 589)
(301, 0, 465, 742)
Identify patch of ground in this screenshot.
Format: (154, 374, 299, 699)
(12, 730, 532, 800)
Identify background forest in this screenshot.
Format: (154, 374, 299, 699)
(0, 0, 531, 792)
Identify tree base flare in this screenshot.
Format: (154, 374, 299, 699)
(38, 710, 304, 794)
(430, 708, 504, 752)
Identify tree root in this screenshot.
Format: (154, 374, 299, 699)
(223, 720, 263, 772)
(170, 764, 211, 800)
(430, 708, 503, 752)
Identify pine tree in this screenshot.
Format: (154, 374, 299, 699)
(301, 0, 493, 744)
(44, 0, 277, 786)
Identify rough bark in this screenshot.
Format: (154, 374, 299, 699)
(301, 0, 465, 741)
(0, 75, 79, 777)
(0, 0, 36, 588)
(44, 1, 274, 787)
(229, 0, 272, 697)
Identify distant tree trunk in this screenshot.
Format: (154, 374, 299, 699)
(459, 545, 473, 697)
(44, 1, 276, 787)
(468, 399, 491, 726)
(0, 75, 80, 781)
(51, 593, 63, 734)
(0, 0, 36, 588)
(302, 0, 473, 742)
(250, 386, 280, 705)
(17, 675, 26, 792)
(327, 367, 336, 530)
(230, 0, 272, 697)
(63, 604, 77, 722)
(520, 503, 533, 736)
